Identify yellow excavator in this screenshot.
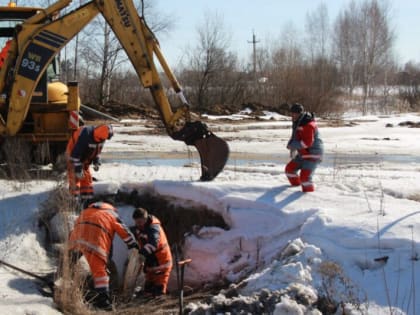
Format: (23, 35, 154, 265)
(0, 0, 229, 181)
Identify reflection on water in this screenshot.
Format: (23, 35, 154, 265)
(101, 151, 420, 168)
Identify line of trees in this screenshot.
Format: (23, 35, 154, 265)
(176, 0, 417, 116)
(28, 0, 420, 115)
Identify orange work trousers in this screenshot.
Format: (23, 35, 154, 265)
(67, 162, 93, 198)
(145, 262, 172, 294)
(82, 249, 109, 290)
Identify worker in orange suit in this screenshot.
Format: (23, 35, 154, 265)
(130, 207, 173, 297)
(66, 124, 113, 207)
(69, 201, 138, 311)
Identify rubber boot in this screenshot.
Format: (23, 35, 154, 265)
(92, 289, 113, 311)
(300, 169, 315, 192)
(152, 284, 165, 296)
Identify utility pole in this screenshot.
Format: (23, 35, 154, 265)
(248, 31, 259, 80)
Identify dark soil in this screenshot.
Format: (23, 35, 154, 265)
(115, 288, 218, 315)
(83, 101, 290, 121)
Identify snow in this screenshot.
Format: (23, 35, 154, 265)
(1, 111, 420, 314)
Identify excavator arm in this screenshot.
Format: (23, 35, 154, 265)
(0, 0, 229, 180)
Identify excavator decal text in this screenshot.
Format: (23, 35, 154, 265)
(27, 52, 41, 63)
(115, 0, 131, 27)
(17, 43, 54, 81)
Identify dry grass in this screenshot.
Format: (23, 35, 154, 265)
(38, 183, 95, 314)
(38, 183, 80, 243)
(317, 261, 366, 314)
(0, 137, 32, 181)
(54, 246, 94, 315)
(0, 137, 68, 182)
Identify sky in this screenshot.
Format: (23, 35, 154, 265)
(1, 111, 420, 314)
(154, 0, 420, 67)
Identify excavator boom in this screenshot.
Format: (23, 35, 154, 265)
(0, 0, 229, 180)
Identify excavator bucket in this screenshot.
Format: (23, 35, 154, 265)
(173, 121, 229, 181)
(195, 133, 229, 181)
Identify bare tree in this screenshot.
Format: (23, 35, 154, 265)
(303, 3, 341, 113)
(357, 0, 395, 114)
(181, 11, 244, 111)
(73, 16, 124, 105)
(267, 23, 305, 106)
(334, 0, 395, 114)
(333, 2, 360, 95)
(305, 3, 330, 95)
(68, 0, 173, 106)
(398, 62, 420, 109)
(263, 20, 340, 115)
(135, 0, 173, 35)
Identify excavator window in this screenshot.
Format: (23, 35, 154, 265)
(46, 59, 59, 82)
(0, 8, 39, 35)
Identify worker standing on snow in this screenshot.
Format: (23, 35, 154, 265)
(285, 103, 323, 192)
(130, 207, 173, 297)
(66, 124, 113, 208)
(68, 201, 138, 311)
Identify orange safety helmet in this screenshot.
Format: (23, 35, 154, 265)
(93, 125, 113, 142)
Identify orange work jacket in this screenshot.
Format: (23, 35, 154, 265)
(130, 216, 172, 270)
(69, 202, 136, 262)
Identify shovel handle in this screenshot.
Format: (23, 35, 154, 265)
(0, 259, 54, 287)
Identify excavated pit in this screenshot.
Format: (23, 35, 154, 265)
(40, 187, 232, 313)
(40, 189, 330, 315)
(114, 189, 230, 247)
(40, 188, 230, 252)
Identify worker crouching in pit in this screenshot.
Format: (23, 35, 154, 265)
(130, 207, 173, 298)
(68, 201, 138, 311)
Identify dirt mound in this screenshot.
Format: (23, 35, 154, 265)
(83, 101, 288, 121)
(241, 102, 290, 116)
(204, 102, 289, 117)
(83, 101, 161, 120)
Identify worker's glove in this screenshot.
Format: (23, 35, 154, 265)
(74, 165, 84, 179)
(289, 149, 298, 159)
(93, 158, 101, 172)
(93, 162, 100, 172)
